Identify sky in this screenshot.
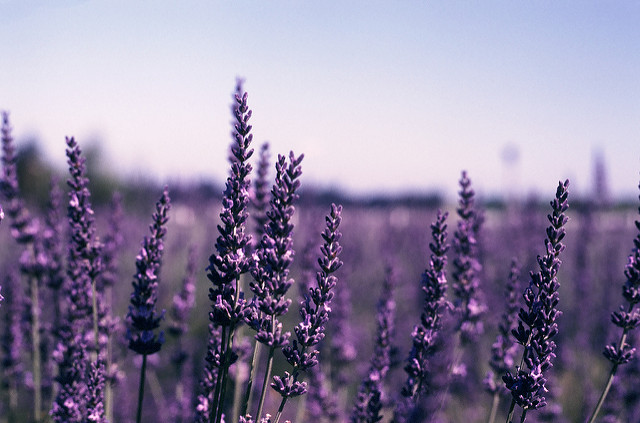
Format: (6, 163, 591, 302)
(1, 1, 639, 201)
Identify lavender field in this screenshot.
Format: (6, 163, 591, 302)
(0, 85, 639, 423)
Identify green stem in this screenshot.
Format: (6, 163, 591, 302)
(256, 346, 275, 422)
(105, 308, 114, 421)
(147, 368, 167, 417)
(274, 394, 288, 423)
(216, 327, 236, 423)
(8, 381, 18, 423)
(295, 393, 307, 423)
(30, 275, 42, 422)
(241, 339, 261, 417)
(520, 409, 527, 423)
(210, 325, 228, 423)
(487, 391, 500, 423)
(587, 362, 620, 423)
(231, 353, 246, 423)
(135, 354, 148, 423)
(587, 308, 632, 423)
(506, 398, 516, 423)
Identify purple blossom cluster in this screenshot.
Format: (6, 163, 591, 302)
(504, 180, 569, 421)
(126, 187, 170, 357)
(266, 203, 342, 423)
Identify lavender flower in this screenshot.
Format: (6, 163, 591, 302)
(169, 246, 198, 423)
(1, 111, 38, 244)
(304, 361, 340, 422)
(247, 151, 303, 420)
(485, 259, 521, 423)
(44, 178, 66, 335)
(327, 268, 357, 388)
(351, 265, 396, 423)
(126, 187, 170, 423)
(51, 335, 88, 423)
(271, 203, 343, 423)
(169, 245, 198, 360)
(504, 179, 569, 422)
(251, 142, 271, 248)
(52, 137, 105, 423)
(99, 192, 124, 290)
(451, 171, 486, 343)
(401, 211, 449, 400)
(195, 324, 222, 423)
(206, 89, 254, 423)
(296, 238, 341, 423)
(587, 179, 640, 422)
(66, 136, 103, 354)
(86, 360, 107, 423)
(98, 193, 123, 422)
(1, 271, 24, 419)
(126, 187, 170, 356)
(1, 111, 47, 421)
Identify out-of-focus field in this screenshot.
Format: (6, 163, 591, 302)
(1, 141, 639, 423)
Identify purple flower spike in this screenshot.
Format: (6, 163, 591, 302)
(504, 180, 569, 420)
(251, 142, 271, 248)
(352, 264, 396, 423)
(207, 91, 254, 321)
(485, 259, 521, 395)
(1, 111, 37, 244)
(587, 179, 640, 422)
(86, 360, 107, 423)
(401, 211, 450, 401)
(249, 151, 304, 346)
(452, 171, 486, 343)
(1, 271, 25, 408)
(271, 203, 343, 420)
(604, 180, 640, 364)
(206, 88, 254, 423)
(126, 187, 171, 356)
(66, 137, 101, 324)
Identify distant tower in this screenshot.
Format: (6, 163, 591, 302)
(592, 149, 611, 208)
(501, 142, 520, 203)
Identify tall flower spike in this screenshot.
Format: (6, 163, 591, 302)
(169, 246, 198, 423)
(127, 187, 170, 356)
(248, 151, 303, 420)
(207, 88, 254, 423)
(1, 271, 25, 420)
(504, 179, 569, 423)
(351, 264, 396, 423)
(1, 111, 44, 420)
(127, 187, 170, 423)
(485, 259, 521, 423)
(400, 211, 450, 403)
(451, 171, 486, 343)
(1, 111, 37, 243)
(587, 179, 640, 422)
(66, 136, 103, 356)
(272, 203, 343, 423)
(251, 142, 271, 249)
(86, 360, 107, 423)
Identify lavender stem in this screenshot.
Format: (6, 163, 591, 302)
(242, 338, 262, 416)
(30, 272, 42, 422)
(488, 391, 500, 423)
(587, 328, 629, 423)
(257, 346, 276, 421)
(135, 354, 148, 423)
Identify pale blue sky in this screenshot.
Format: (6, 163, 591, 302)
(1, 1, 639, 199)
